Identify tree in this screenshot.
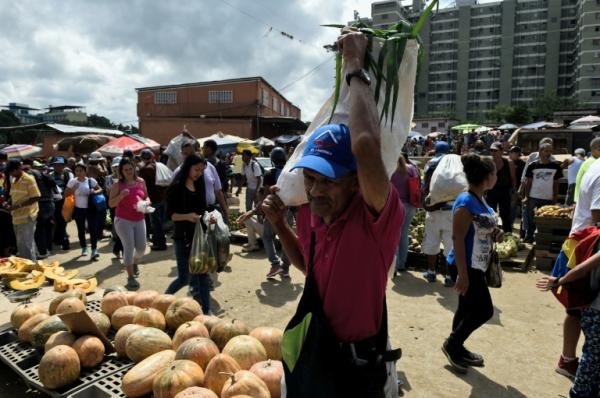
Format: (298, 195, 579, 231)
(487, 104, 531, 124)
(87, 114, 113, 128)
(532, 93, 580, 120)
(0, 110, 20, 127)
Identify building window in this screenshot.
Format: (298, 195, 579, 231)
(380, 13, 388, 20)
(262, 89, 269, 106)
(208, 90, 233, 104)
(422, 122, 429, 128)
(154, 91, 177, 104)
(594, 39, 600, 46)
(273, 97, 279, 113)
(438, 122, 445, 128)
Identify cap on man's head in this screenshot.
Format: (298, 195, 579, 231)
(509, 146, 522, 153)
(291, 124, 356, 179)
(51, 156, 65, 165)
(539, 137, 553, 147)
(111, 156, 122, 167)
(434, 141, 450, 157)
(490, 142, 503, 151)
(140, 149, 153, 160)
(89, 151, 104, 161)
(5, 160, 21, 173)
(574, 148, 586, 156)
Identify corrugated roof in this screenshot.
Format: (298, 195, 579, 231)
(46, 123, 123, 136)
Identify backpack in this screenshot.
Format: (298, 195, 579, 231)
(253, 159, 265, 176)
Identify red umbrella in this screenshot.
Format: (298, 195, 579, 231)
(97, 135, 160, 157)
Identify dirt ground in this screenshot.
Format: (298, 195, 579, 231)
(0, 222, 577, 398)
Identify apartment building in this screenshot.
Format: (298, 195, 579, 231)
(136, 77, 304, 144)
(371, 0, 600, 121)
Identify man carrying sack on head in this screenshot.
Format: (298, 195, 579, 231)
(262, 32, 404, 398)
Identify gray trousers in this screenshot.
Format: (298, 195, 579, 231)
(246, 188, 257, 212)
(14, 218, 37, 261)
(114, 217, 147, 266)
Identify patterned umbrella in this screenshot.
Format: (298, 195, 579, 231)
(0, 144, 42, 159)
(96, 135, 160, 157)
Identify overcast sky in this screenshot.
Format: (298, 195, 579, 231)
(0, 0, 456, 127)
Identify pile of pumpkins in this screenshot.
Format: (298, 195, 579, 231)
(0, 257, 97, 293)
(11, 289, 284, 398)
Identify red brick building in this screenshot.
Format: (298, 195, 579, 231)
(136, 77, 306, 145)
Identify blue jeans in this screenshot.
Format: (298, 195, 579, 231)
(396, 204, 417, 271)
(150, 202, 167, 248)
(167, 240, 211, 314)
(263, 217, 291, 272)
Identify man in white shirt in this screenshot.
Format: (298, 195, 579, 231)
(570, 158, 600, 234)
(563, 148, 586, 206)
(203, 160, 229, 222)
(241, 150, 262, 212)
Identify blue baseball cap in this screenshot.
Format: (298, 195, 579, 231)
(291, 124, 357, 179)
(434, 141, 450, 157)
(51, 156, 65, 165)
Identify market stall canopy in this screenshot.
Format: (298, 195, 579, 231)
(475, 126, 492, 132)
(570, 115, 600, 125)
(197, 132, 245, 146)
(0, 144, 42, 159)
(520, 121, 562, 129)
(273, 135, 302, 145)
(46, 123, 124, 136)
(451, 123, 481, 132)
(409, 130, 424, 138)
(253, 136, 275, 147)
(53, 135, 115, 153)
(96, 135, 160, 157)
(427, 132, 441, 138)
(498, 123, 519, 130)
(236, 141, 260, 155)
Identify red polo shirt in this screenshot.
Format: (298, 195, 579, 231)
(296, 185, 404, 342)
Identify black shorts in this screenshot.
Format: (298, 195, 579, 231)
(566, 309, 582, 319)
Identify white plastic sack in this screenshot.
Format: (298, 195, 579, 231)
(135, 199, 155, 214)
(165, 133, 197, 171)
(428, 154, 468, 205)
(155, 162, 174, 187)
(277, 39, 419, 206)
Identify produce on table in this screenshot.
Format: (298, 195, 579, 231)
(151, 294, 178, 315)
(55, 297, 86, 315)
(166, 298, 203, 331)
(49, 291, 87, 315)
(126, 327, 173, 363)
(9, 271, 46, 291)
(172, 321, 210, 350)
(193, 314, 221, 333)
(18, 313, 50, 342)
(38, 345, 81, 389)
(43, 267, 79, 281)
(53, 277, 97, 294)
(496, 233, 523, 260)
(222, 335, 268, 370)
(175, 337, 220, 370)
(30, 315, 69, 349)
(408, 210, 426, 253)
(45, 331, 77, 352)
(133, 290, 161, 309)
(210, 319, 250, 351)
(204, 354, 243, 395)
(250, 359, 284, 398)
(535, 205, 573, 218)
(121, 349, 177, 397)
(152, 359, 205, 398)
(88, 312, 111, 335)
(174, 386, 219, 398)
(111, 305, 143, 331)
(220, 370, 270, 398)
(101, 291, 129, 317)
(115, 324, 145, 358)
(133, 308, 167, 331)
(72, 335, 105, 368)
(10, 303, 47, 329)
(125, 291, 138, 305)
(249, 327, 283, 361)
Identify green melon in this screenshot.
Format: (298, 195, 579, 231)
(30, 315, 69, 349)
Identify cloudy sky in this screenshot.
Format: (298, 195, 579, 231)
(0, 0, 453, 127)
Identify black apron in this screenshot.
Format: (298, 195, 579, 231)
(282, 233, 401, 398)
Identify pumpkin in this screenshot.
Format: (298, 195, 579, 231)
(210, 320, 249, 351)
(153, 359, 205, 398)
(89, 312, 111, 335)
(166, 298, 203, 331)
(250, 360, 283, 398)
(49, 290, 87, 315)
(38, 345, 81, 389)
(55, 297, 86, 315)
(151, 294, 177, 315)
(125, 291, 138, 305)
(133, 290, 160, 308)
(220, 370, 270, 398)
(249, 327, 283, 361)
(45, 331, 77, 352)
(126, 327, 173, 363)
(111, 305, 142, 330)
(172, 321, 210, 350)
(72, 335, 105, 368)
(11, 303, 47, 329)
(103, 285, 126, 296)
(101, 291, 129, 317)
(204, 354, 242, 395)
(133, 307, 166, 331)
(222, 335, 267, 370)
(30, 315, 69, 349)
(115, 324, 144, 358)
(193, 315, 221, 333)
(122, 349, 176, 397)
(175, 337, 219, 370)
(17, 313, 50, 342)
(174, 387, 218, 398)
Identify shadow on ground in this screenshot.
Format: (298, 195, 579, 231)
(255, 279, 303, 308)
(443, 365, 528, 398)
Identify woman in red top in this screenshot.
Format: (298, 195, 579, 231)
(109, 157, 149, 290)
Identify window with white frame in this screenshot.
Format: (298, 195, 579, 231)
(154, 91, 177, 104)
(208, 90, 233, 104)
(273, 97, 279, 113)
(262, 89, 269, 106)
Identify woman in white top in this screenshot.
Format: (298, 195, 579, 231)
(65, 164, 103, 260)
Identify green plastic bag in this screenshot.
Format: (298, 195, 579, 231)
(188, 220, 217, 274)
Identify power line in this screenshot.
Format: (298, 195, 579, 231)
(279, 56, 335, 92)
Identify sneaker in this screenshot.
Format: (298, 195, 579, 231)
(91, 249, 99, 260)
(281, 270, 291, 278)
(444, 276, 455, 288)
(126, 277, 140, 291)
(423, 271, 436, 283)
(267, 267, 283, 279)
(113, 250, 122, 259)
(442, 339, 469, 374)
(133, 264, 140, 278)
(555, 356, 579, 379)
(37, 252, 49, 260)
(242, 245, 260, 253)
(81, 247, 88, 256)
(460, 346, 484, 367)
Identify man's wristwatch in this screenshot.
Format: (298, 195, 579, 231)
(346, 69, 371, 86)
(551, 277, 561, 289)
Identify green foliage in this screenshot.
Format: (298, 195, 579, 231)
(0, 110, 20, 127)
(531, 93, 580, 120)
(488, 104, 531, 125)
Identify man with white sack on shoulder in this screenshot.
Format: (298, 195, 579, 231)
(262, 31, 404, 397)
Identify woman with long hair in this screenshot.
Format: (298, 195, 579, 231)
(391, 153, 420, 273)
(65, 164, 103, 260)
(165, 154, 211, 313)
(109, 157, 148, 290)
(442, 154, 502, 373)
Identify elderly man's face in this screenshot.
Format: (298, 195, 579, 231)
(303, 168, 358, 222)
(540, 146, 552, 161)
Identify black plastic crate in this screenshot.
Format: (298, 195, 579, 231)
(0, 329, 39, 373)
(67, 367, 130, 398)
(85, 300, 102, 313)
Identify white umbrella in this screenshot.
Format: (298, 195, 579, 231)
(475, 126, 491, 132)
(408, 130, 424, 138)
(253, 136, 275, 146)
(570, 115, 600, 125)
(198, 132, 245, 146)
(498, 123, 518, 130)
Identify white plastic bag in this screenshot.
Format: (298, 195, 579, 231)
(164, 133, 197, 170)
(135, 199, 155, 214)
(428, 154, 468, 205)
(202, 210, 231, 271)
(155, 162, 174, 187)
(277, 39, 419, 206)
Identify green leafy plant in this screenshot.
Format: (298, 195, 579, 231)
(323, 0, 439, 127)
